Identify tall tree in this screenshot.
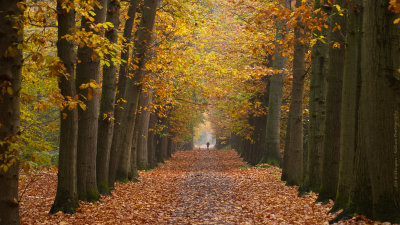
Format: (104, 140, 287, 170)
(283, 0, 306, 186)
(318, 0, 347, 202)
(112, 0, 160, 182)
(303, 0, 328, 192)
(75, 0, 107, 202)
(333, 0, 362, 212)
(264, 2, 289, 167)
(136, 91, 153, 170)
(96, 0, 121, 195)
(0, 1, 23, 224)
(108, 0, 140, 189)
(358, 0, 400, 221)
(50, 0, 79, 213)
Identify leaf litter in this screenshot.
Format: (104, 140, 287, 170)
(19, 150, 388, 224)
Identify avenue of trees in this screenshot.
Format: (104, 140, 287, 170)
(0, 0, 399, 224)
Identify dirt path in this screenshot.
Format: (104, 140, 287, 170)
(20, 150, 343, 224)
(167, 150, 242, 224)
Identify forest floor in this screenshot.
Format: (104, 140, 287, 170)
(19, 149, 379, 224)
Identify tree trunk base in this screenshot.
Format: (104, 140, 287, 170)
(329, 208, 354, 224)
(97, 180, 111, 196)
(50, 196, 79, 214)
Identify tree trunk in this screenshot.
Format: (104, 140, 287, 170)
(264, 22, 286, 167)
(50, 0, 79, 214)
(155, 134, 165, 163)
(231, 133, 241, 152)
(108, 0, 139, 189)
(168, 138, 176, 156)
(304, 0, 328, 192)
(161, 136, 169, 160)
(167, 138, 173, 158)
(283, 0, 306, 186)
(359, 0, 400, 221)
(349, 132, 373, 216)
(111, 0, 159, 182)
(96, 0, 120, 196)
(75, 0, 107, 202)
(318, 0, 347, 202)
(0, 1, 23, 224)
(129, 130, 139, 182)
(136, 91, 152, 170)
(147, 113, 157, 169)
(333, 0, 362, 211)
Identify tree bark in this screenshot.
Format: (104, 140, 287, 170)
(50, 0, 79, 214)
(264, 21, 287, 167)
(75, 0, 107, 202)
(160, 135, 169, 160)
(0, 1, 23, 224)
(283, 0, 306, 186)
(167, 138, 173, 158)
(333, 0, 362, 211)
(136, 91, 152, 170)
(96, 0, 120, 196)
(128, 130, 139, 181)
(108, 0, 140, 189)
(147, 113, 157, 169)
(318, 0, 347, 202)
(304, 0, 328, 192)
(359, 0, 400, 221)
(155, 125, 165, 163)
(168, 138, 176, 156)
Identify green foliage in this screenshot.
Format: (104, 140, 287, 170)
(97, 180, 110, 194)
(137, 164, 149, 171)
(241, 163, 252, 169)
(263, 158, 280, 167)
(87, 189, 100, 203)
(118, 178, 130, 184)
(218, 145, 232, 150)
(256, 163, 270, 168)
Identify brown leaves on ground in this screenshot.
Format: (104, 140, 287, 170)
(19, 150, 380, 224)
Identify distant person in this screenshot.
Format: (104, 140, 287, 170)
(206, 142, 210, 150)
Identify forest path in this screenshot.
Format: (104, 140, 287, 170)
(19, 150, 336, 224)
(166, 150, 243, 224)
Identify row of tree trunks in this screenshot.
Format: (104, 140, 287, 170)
(108, 0, 140, 190)
(50, 0, 164, 215)
(239, 89, 268, 165)
(297, 0, 400, 222)
(233, 2, 400, 221)
(110, 0, 159, 183)
(233, 57, 272, 164)
(0, 1, 24, 224)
